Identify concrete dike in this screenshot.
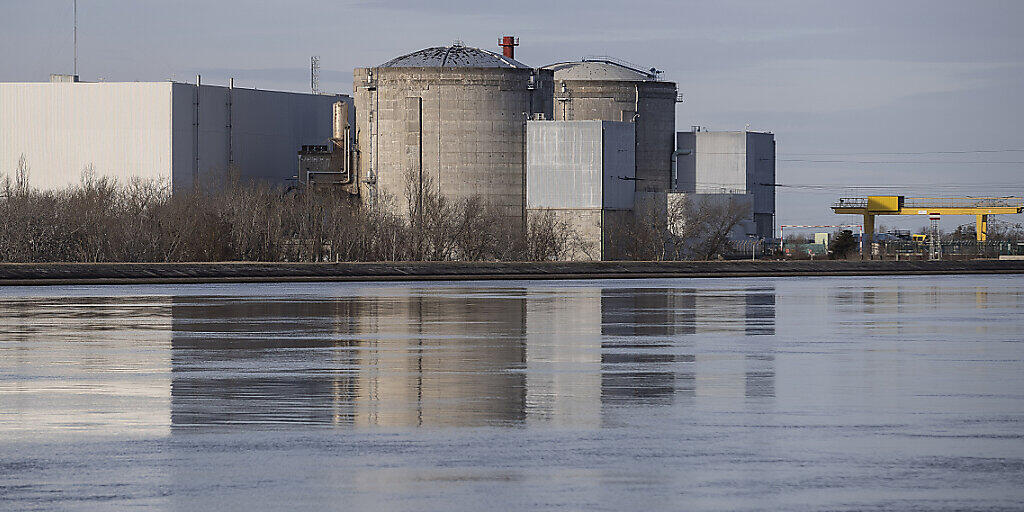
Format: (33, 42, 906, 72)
(1, 260, 1023, 286)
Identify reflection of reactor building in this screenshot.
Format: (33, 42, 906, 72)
(599, 286, 777, 403)
(168, 285, 776, 430)
(169, 291, 526, 428)
(349, 289, 526, 427)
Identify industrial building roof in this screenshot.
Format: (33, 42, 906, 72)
(380, 45, 528, 68)
(543, 59, 660, 81)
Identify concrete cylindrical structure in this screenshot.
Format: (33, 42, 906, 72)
(332, 101, 348, 140)
(542, 59, 677, 203)
(354, 44, 554, 220)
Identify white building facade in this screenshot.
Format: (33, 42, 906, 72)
(674, 130, 776, 239)
(526, 120, 635, 260)
(0, 79, 349, 191)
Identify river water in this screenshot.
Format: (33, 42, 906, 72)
(0, 275, 1022, 511)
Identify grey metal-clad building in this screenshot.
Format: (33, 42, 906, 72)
(526, 120, 635, 260)
(542, 59, 677, 205)
(353, 44, 554, 219)
(674, 130, 776, 238)
(0, 78, 348, 191)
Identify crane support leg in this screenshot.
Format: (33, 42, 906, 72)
(976, 214, 988, 242)
(863, 213, 875, 260)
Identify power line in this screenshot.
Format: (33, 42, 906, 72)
(691, 148, 1024, 157)
(690, 180, 1024, 189)
(767, 183, 1024, 191)
(783, 149, 1024, 156)
(779, 159, 1024, 164)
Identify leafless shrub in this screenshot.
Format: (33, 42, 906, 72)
(667, 194, 751, 260)
(605, 194, 751, 261)
(524, 210, 588, 261)
(606, 203, 670, 261)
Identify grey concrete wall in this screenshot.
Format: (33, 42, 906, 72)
(4, 260, 1022, 285)
(354, 67, 554, 220)
(552, 80, 676, 205)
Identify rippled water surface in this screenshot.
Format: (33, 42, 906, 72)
(1, 275, 1023, 511)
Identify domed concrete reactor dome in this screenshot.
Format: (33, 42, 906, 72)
(353, 42, 554, 221)
(544, 59, 661, 81)
(380, 44, 529, 69)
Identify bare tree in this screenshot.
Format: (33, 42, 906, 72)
(524, 210, 588, 261)
(666, 194, 751, 260)
(14, 154, 30, 196)
(606, 202, 670, 261)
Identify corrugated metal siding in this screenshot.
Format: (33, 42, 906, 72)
(526, 120, 634, 210)
(527, 121, 603, 209)
(172, 83, 346, 190)
(0, 82, 174, 190)
(1, 81, 347, 192)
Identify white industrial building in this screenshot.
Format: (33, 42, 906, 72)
(673, 130, 776, 239)
(0, 76, 349, 191)
(526, 120, 636, 260)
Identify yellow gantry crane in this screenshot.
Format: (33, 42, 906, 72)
(832, 196, 1024, 243)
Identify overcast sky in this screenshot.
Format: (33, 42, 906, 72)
(2, 0, 1022, 229)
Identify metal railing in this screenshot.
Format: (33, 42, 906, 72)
(775, 240, 1024, 260)
(902, 197, 1023, 209)
(872, 240, 1024, 260)
(833, 198, 868, 208)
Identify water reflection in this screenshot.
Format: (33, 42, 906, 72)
(167, 285, 777, 429)
(170, 292, 527, 428)
(5, 278, 1024, 510)
(0, 296, 173, 437)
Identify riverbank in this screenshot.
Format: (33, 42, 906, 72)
(1, 260, 1023, 286)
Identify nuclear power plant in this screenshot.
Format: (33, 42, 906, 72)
(0, 36, 775, 260)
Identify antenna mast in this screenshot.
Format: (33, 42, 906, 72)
(310, 56, 320, 94)
(73, 0, 78, 76)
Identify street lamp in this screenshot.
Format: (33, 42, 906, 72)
(748, 234, 760, 261)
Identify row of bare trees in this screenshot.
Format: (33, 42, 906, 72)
(1, 155, 754, 263)
(0, 165, 585, 263)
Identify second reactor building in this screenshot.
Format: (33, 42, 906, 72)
(543, 59, 679, 204)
